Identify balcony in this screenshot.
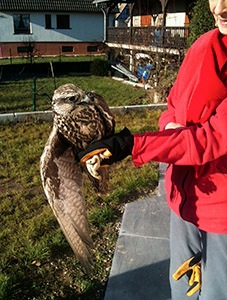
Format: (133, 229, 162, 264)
(106, 26, 189, 51)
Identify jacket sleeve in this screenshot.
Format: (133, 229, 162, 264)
(132, 98, 227, 167)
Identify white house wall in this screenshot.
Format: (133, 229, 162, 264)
(0, 11, 105, 43)
(165, 13, 187, 27)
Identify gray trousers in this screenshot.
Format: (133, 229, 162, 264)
(169, 211, 227, 300)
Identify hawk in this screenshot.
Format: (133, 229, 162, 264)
(40, 84, 115, 273)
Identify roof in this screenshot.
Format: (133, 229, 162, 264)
(0, 0, 105, 12)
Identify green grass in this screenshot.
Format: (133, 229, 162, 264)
(0, 55, 107, 66)
(0, 109, 162, 300)
(0, 76, 148, 113)
(0, 72, 162, 299)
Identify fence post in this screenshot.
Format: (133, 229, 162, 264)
(32, 77, 37, 111)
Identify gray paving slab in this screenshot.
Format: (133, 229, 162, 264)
(104, 163, 171, 300)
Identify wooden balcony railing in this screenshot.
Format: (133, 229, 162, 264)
(107, 26, 190, 49)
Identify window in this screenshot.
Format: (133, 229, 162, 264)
(17, 46, 33, 54)
(62, 46, 73, 53)
(13, 14, 30, 34)
(45, 14, 52, 29)
(87, 46, 98, 52)
(56, 15, 70, 29)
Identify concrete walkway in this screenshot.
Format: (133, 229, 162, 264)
(104, 163, 171, 300)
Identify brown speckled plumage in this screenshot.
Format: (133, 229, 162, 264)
(40, 84, 115, 273)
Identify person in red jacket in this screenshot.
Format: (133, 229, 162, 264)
(75, 1, 227, 299)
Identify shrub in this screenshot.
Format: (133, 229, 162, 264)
(90, 59, 109, 76)
(187, 0, 215, 47)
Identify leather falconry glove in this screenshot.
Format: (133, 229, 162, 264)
(74, 127, 133, 179)
(172, 252, 202, 297)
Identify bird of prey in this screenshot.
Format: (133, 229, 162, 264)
(40, 84, 115, 273)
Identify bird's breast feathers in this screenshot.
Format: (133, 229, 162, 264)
(54, 104, 105, 148)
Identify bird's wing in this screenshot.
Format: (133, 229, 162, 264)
(92, 92, 115, 136)
(40, 125, 93, 273)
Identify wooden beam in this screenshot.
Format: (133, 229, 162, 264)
(158, 0, 169, 10)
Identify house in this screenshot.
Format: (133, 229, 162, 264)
(92, 0, 195, 82)
(0, 0, 116, 58)
(94, 0, 194, 52)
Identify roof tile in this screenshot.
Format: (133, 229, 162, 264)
(0, 0, 104, 12)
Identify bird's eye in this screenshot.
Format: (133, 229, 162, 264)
(86, 92, 94, 99)
(68, 96, 75, 102)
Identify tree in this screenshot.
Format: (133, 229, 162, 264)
(187, 0, 215, 47)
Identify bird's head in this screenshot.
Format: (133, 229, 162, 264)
(52, 84, 87, 115)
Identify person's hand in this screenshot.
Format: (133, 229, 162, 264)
(165, 122, 184, 130)
(73, 127, 134, 178)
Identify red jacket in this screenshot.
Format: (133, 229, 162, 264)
(132, 29, 227, 233)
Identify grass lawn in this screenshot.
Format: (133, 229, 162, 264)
(0, 76, 149, 114)
(0, 55, 107, 66)
(0, 109, 162, 300)
(0, 74, 165, 299)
